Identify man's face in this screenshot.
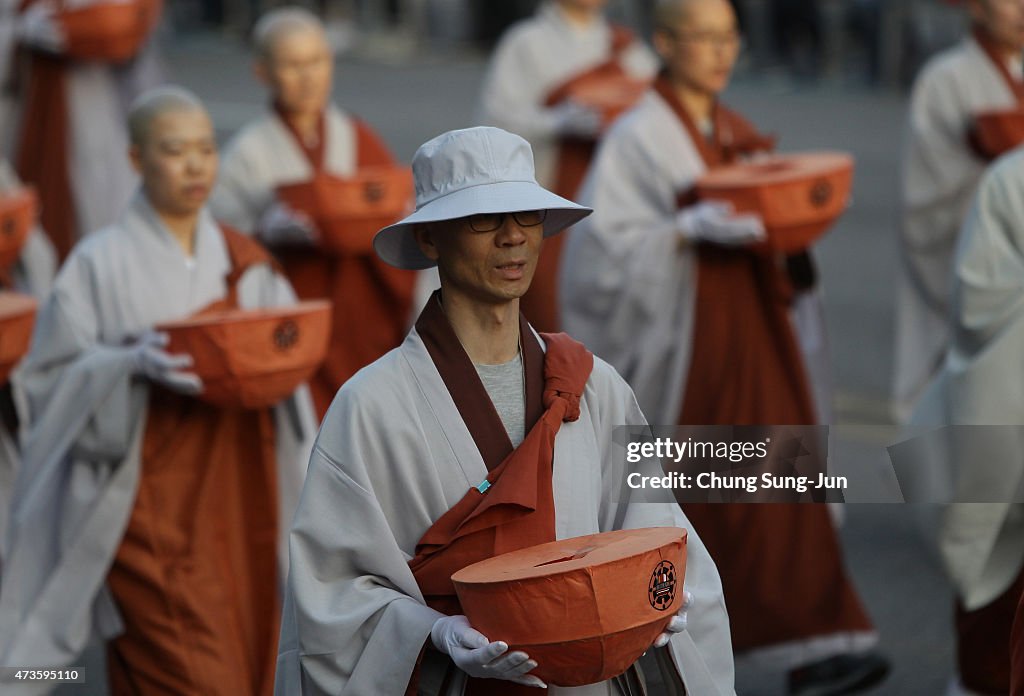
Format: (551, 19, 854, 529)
(971, 0, 1024, 52)
(131, 109, 218, 217)
(258, 28, 333, 115)
(416, 213, 545, 307)
(654, 0, 741, 97)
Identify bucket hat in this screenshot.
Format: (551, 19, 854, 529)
(373, 126, 592, 270)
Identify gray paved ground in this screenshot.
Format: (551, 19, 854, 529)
(60, 29, 957, 696)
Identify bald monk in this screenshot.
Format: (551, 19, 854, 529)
(276, 126, 735, 695)
(561, 1, 888, 693)
(9, 0, 164, 259)
(477, 0, 659, 332)
(211, 7, 416, 416)
(0, 87, 317, 695)
(893, 0, 1024, 420)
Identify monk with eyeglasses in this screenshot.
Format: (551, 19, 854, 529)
(562, 1, 888, 693)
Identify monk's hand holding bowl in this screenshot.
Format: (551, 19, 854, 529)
(131, 330, 203, 395)
(430, 614, 547, 688)
(15, 0, 65, 54)
(551, 99, 603, 138)
(676, 200, 765, 247)
(652, 590, 693, 649)
(258, 200, 319, 247)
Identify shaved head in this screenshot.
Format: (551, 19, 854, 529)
(654, 0, 732, 32)
(253, 6, 326, 62)
(128, 86, 208, 147)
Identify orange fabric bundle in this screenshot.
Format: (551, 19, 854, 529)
(972, 109, 1024, 160)
(157, 299, 330, 409)
(276, 167, 413, 256)
(695, 151, 854, 253)
(0, 187, 37, 273)
(451, 527, 686, 687)
(0, 292, 37, 386)
(57, 0, 162, 63)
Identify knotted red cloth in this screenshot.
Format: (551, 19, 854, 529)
(406, 298, 593, 695)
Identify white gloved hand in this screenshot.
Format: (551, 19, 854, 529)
(258, 201, 318, 247)
(652, 591, 693, 648)
(677, 201, 766, 247)
(430, 615, 546, 688)
(551, 100, 603, 138)
(16, 1, 65, 53)
(131, 330, 203, 395)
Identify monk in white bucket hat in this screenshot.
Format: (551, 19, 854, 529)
(276, 126, 737, 696)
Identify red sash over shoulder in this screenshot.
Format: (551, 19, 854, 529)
(406, 292, 592, 696)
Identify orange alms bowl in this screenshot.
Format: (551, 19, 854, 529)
(452, 527, 687, 687)
(156, 300, 331, 409)
(973, 109, 1024, 159)
(0, 188, 36, 273)
(695, 151, 854, 253)
(58, 0, 162, 63)
(0, 292, 38, 386)
(276, 167, 414, 255)
(566, 73, 649, 128)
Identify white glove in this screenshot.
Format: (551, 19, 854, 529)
(551, 100, 603, 138)
(258, 201, 318, 246)
(677, 201, 766, 247)
(430, 615, 546, 688)
(652, 591, 693, 648)
(131, 330, 203, 395)
(16, 1, 65, 53)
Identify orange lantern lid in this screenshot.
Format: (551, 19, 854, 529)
(0, 188, 37, 273)
(694, 151, 854, 253)
(58, 0, 162, 63)
(276, 167, 414, 255)
(156, 299, 331, 409)
(0, 292, 38, 387)
(452, 527, 687, 687)
(973, 109, 1024, 159)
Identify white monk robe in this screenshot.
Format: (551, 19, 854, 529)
(560, 84, 875, 666)
(476, 1, 658, 191)
(909, 148, 1024, 693)
(0, 194, 317, 691)
(894, 33, 1023, 419)
(274, 306, 736, 695)
(911, 147, 1024, 613)
(12, 0, 164, 260)
(0, 158, 56, 561)
(211, 105, 418, 416)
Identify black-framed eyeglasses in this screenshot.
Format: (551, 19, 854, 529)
(466, 210, 548, 233)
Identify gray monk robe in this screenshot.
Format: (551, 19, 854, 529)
(275, 293, 737, 696)
(911, 148, 1024, 693)
(0, 194, 317, 693)
(894, 32, 1024, 417)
